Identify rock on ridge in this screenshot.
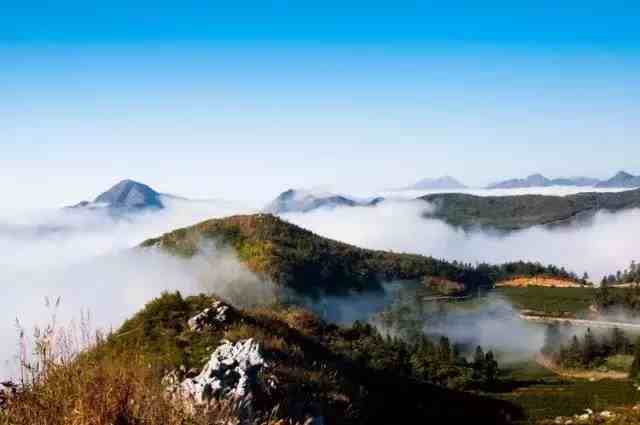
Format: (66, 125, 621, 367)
(171, 339, 267, 405)
(187, 300, 236, 332)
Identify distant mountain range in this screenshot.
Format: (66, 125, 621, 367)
(400, 171, 640, 191)
(487, 171, 640, 190)
(420, 187, 640, 231)
(487, 174, 600, 189)
(265, 189, 383, 214)
(404, 176, 467, 190)
(69, 179, 165, 211)
(595, 171, 640, 188)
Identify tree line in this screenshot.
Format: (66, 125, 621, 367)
(541, 323, 638, 371)
(593, 284, 640, 316)
(601, 260, 640, 286)
(341, 321, 499, 390)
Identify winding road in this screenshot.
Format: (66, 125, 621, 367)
(520, 314, 640, 331)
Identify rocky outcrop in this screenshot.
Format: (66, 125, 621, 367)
(549, 408, 616, 424)
(167, 339, 270, 408)
(188, 300, 237, 332)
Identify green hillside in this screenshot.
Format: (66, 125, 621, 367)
(140, 213, 494, 294)
(420, 188, 640, 231)
(141, 214, 583, 295)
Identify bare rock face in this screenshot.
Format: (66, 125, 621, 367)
(169, 339, 268, 406)
(188, 300, 237, 332)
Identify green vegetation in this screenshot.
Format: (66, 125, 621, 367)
(594, 282, 640, 317)
(606, 354, 634, 372)
(140, 214, 495, 295)
(66, 292, 519, 424)
(542, 325, 633, 370)
(495, 361, 640, 424)
(141, 214, 582, 296)
(496, 286, 595, 317)
(478, 261, 588, 285)
(419, 188, 640, 231)
(629, 337, 640, 381)
(601, 259, 640, 286)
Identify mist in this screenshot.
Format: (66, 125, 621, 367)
(282, 197, 640, 282)
(0, 197, 263, 378)
(3, 185, 640, 377)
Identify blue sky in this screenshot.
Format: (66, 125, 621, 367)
(2, 1, 639, 207)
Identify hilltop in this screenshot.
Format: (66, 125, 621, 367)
(141, 213, 490, 294)
(596, 171, 640, 188)
(419, 188, 640, 231)
(265, 189, 382, 214)
(403, 176, 467, 190)
(141, 214, 584, 296)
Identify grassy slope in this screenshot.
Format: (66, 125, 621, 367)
(496, 287, 596, 317)
(101, 292, 639, 424)
(420, 188, 640, 231)
(96, 292, 520, 424)
(495, 360, 640, 424)
(140, 213, 491, 294)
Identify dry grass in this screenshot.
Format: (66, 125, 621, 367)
(3, 352, 181, 425)
(1, 350, 296, 425)
(1, 299, 294, 425)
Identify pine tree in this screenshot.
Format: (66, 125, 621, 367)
(472, 346, 485, 381)
(484, 350, 499, 383)
(542, 323, 562, 357)
(437, 336, 453, 363)
(610, 327, 630, 355)
(582, 328, 598, 366)
(568, 335, 582, 367)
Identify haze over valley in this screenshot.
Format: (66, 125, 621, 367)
(4, 177, 640, 379)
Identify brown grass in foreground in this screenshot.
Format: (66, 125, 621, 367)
(1, 350, 294, 425)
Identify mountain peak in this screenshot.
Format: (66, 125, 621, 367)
(524, 174, 549, 185)
(406, 176, 467, 190)
(265, 189, 380, 214)
(94, 179, 163, 209)
(596, 171, 640, 188)
(614, 171, 634, 179)
(526, 173, 547, 179)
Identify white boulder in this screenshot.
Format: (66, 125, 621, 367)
(176, 338, 266, 404)
(188, 301, 233, 332)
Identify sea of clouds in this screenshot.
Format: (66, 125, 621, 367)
(284, 186, 640, 283)
(1, 185, 639, 376)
